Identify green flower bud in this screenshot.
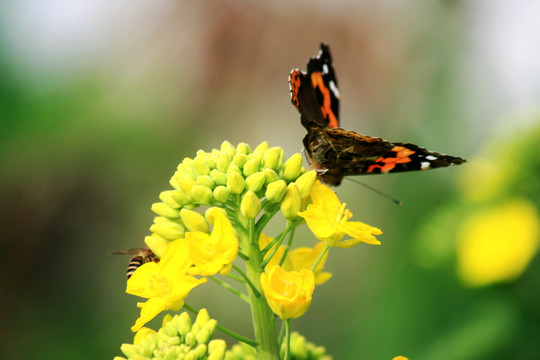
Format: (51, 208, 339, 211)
(151, 202, 180, 219)
(195, 308, 211, 326)
(213, 186, 230, 203)
(150, 221, 185, 241)
(282, 153, 304, 181)
(177, 312, 192, 337)
(227, 172, 245, 195)
(170, 176, 180, 190)
(220, 140, 234, 152)
(144, 236, 168, 258)
(209, 169, 227, 186)
(196, 320, 217, 344)
(236, 142, 252, 155)
(245, 172, 266, 192)
(170, 189, 190, 206)
(180, 209, 209, 232)
(178, 179, 196, 198)
(226, 164, 241, 176)
(185, 332, 196, 347)
(263, 168, 279, 184)
(265, 180, 287, 203)
(193, 344, 208, 358)
(253, 141, 269, 154)
(232, 153, 248, 169)
(191, 185, 214, 205)
(240, 191, 261, 219)
(208, 340, 226, 360)
(263, 147, 284, 170)
(193, 158, 211, 176)
(196, 175, 215, 189)
(295, 170, 317, 198)
(216, 153, 232, 172)
(242, 159, 259, 177)
(153, 216, 169, 223)
(120, 344, 138, 358)
(280, 183, 301, 219)
(160, 190, 182, 209)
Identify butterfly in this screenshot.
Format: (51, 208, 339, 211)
(289, 43, 466, 186)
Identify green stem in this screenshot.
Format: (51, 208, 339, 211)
(223, 271, 245, 284)
(279, 224, 296, 266)
(208, 275, 250, 303)
(240, 218, 280, 360)
(310, 244, 329, 272)
(232, 263, 260, 297)
(183, 303, 258, 348)
(284, 319, 291, 360)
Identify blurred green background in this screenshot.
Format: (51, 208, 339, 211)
(1, 1, 540, 359)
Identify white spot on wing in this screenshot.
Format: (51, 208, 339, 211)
(323, 64, 329, 74)
(329, 81, 340, 99)
(421, 162, 431, 170)
(426, 155, 437, 161)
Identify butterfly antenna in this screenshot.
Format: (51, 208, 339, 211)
(345, 177, 403, 206)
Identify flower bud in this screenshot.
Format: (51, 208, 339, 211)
(145, 236, 168, 261)
(295, 170, 317, 198)
(236, 142, 252, 155)
(282, 153, 304, 181)
(170, 190, 190, 207)
(176, 312, 192, 336)
(245, 172, 266, 192)
(120, 344, 138, 359)
(196, 175, 215, 189)
(263, 168, 279, 184)
(193, 158, 211, 176)
(227, 172, 245, 194)
(242, 159, 259, 176)
(178, 179, 196, 198)
(196, 320, 217, 344)
(159, 190, 181, 209)
(216, 153, 231, 172)
(232, 153, 248, 169)
(150, 221, 185, 241)
(220, 140, 234, 152)
(265, 180, 287, 203)
(151, 202, 180, 219)
(241, 191, 261, 219)
(263, 147, 284, 170)
(209, 169, 227, 186)
(254, 141, 269, 154)
(193, 344, 208, 358)
(191, 185, 214, 205)
(212, 186, 230, 203)
(208, 340, 226, 360)
(180, 209, 209, 232)
(281, 183, 301, 219)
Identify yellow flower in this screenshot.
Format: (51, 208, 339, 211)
(457, 199, 540, 287)
(126, 240, 207, 332)
(185, 211, 238, 276)
(284, 242, 332, 285)
(260, 265, 315, 320)
(298, 181, 382, 247)
(392, 357, 408, 360)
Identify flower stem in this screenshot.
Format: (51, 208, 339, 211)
(311, 244, 329, 272)
(240, 218, 280, 360)
(284, 319, 291, 360)
(208, 275, 250, 303)
(232, 264, 260, 297)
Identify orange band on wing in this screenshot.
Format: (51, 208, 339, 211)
(311, 72, 339, 128)
(367, 146, 415, 173)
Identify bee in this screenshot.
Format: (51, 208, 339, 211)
(110, 248, 159, 279)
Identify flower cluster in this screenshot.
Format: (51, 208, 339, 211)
(115, 309, 225, 360)
(118, 141, 383, 359)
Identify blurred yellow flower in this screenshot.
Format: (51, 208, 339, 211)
(392, 357, 408, 360)
(284, 242, 332, 285)
(260, 265, 315, 320)
(259, 233, 286, 271)
(126, 240, 207, 332)
(457, 199, 540, 287)
(298, 181, 382, 247)
(186, 211, 238, 276)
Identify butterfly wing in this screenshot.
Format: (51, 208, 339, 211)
(289, 43, 340, 130)
(304, 127, 466, 185)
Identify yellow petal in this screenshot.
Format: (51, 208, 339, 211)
(131, 297, 166, 332)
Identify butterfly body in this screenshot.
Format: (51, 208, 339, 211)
(289, 43, 466, 186)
